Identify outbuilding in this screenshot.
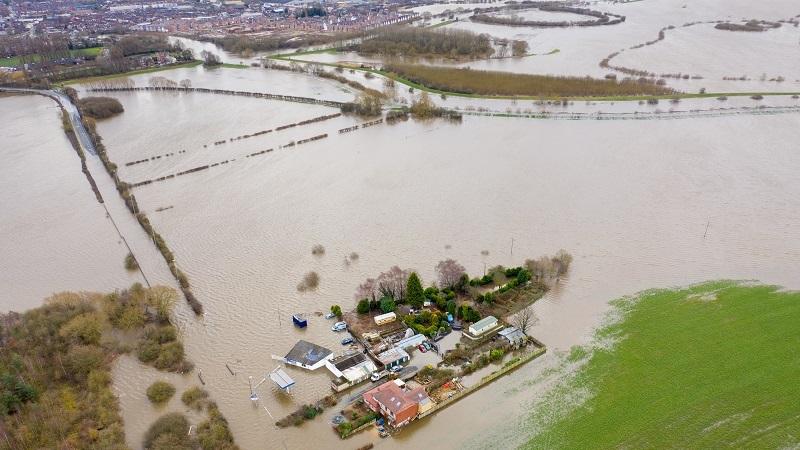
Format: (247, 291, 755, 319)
(468, 316, 498, 336)
(374, 312, 397, 326)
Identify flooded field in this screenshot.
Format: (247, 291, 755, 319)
(292, 0, 800, 94)
(85, 85, 800, 448)
(3, 0, 800, 448)
(0, 94, 139, 311)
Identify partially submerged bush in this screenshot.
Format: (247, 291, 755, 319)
(311, 244, 326, 256)
(297, 271, 320, 292)
(143, 413, 191, 449)
(78, 96, 124, 119)
(147, 381, 176, 404)
(124, 252, 139, 271)
(182, 386, 210, 411)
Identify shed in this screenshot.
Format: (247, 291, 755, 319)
(269, 367, 295, 391)
(498, 326, 525, 345)
(376, 347, 410, 368)
(374, 312, 397, 325)
(395, 333, 425, 350)
(468, 316, 498, 336)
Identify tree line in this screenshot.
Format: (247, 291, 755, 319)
(354, 26, 494, 59)
(385, 63, 676, 97)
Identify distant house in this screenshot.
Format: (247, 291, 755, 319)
(374, 311, 397, 326)
(376, 347, 409, 369)
(272, 340, 333, 370)
(498, 326, 525, 345)
(363, 379, 432, 427)
(468, 316, 498, 337)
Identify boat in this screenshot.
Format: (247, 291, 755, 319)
(292, 314, 308, 328)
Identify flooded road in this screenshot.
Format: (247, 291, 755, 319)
(0, 94, 139, 310)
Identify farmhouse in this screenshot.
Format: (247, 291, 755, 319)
(363, 379, 432, 427)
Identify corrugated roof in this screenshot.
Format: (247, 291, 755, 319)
(471, 315, 498, 329)
(269, 368, 295, 389)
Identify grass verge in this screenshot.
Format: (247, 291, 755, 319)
(525, 281, 800, 449)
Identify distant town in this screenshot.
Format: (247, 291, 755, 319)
(0, 0, 422, 38)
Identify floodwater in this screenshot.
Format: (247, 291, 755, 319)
(299, 0, 800, 94)
(88, 85, 800, 449)
(0, 94, 139, 311)
(3, 0, 800, 448)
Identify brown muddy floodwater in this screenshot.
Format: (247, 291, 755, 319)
(86, 86, 800, 449)
(0, 94, 140, 311)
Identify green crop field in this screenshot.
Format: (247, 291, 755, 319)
(526, 281, 800, 449)
(0, 48, 102, 67)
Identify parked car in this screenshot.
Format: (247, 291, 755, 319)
(422, 341, 432, 351)
(341, 337, 354, 345)
(331, 321, 347, 332)
(371, 370, 389, 382)
(418, 344, 427, 353)
(389, 365, 403, 373)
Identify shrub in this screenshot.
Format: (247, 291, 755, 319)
(143, 413, 190, 449)
(196, 403, 237, 449)
(124, 253, 139, 271)
(356, 299, 370, 314)
(379, 297, 396, 313)
(490, 348, 505, 361)
(297, 271, 320, 292)
(181, 386, 210, 410)
(78, 97, 124, 119)
(331, 304, 343, 318)
(147, 381, 176, 404)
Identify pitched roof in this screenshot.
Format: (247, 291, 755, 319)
(368, 383, 428, 414)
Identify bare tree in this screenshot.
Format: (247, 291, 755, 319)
(376, 266, 409, 300)
(552, 249, 573, 276)
(354, 277, 378, 301)
(436, 259, 466, 289)
(513, 305, 538, 335)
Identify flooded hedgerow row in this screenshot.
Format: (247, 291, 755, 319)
(338, 118, 384, 134)
(86, 86, 345, 108)
(128, 132, 329, 187)
(122, 113, 340, 167)
(125, 150, 186, 167)
(65, 87, 204, 315)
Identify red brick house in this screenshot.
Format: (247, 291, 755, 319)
(362, 380, 431, 427)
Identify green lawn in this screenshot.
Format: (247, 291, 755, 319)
(525, 281, 800, 449)
(0, 47, 102, 67)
